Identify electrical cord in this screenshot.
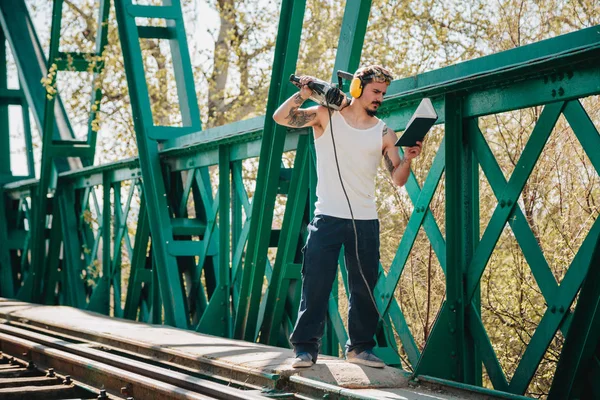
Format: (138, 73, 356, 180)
(324, 97, 402, 362)
(325, 101, 382, 318)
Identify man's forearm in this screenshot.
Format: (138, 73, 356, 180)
(273, 93, 313, 126)
(392, 158, 411, 187)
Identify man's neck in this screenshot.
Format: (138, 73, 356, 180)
(343, 101, 375, 123)
(339, 101, 380, 130)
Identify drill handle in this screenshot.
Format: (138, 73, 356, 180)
(289, 74, 320, 93)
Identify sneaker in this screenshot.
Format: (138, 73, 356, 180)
(346, 349, 385, 368)
(292, 352, 315, 368)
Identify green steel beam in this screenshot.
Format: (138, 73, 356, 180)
(57, 184, 87, 308)
(234, 0, 307, 341)
(196, 146, 231, 336)
(375, 142, 445, 311)
(416, 94, 469, 381)
(87, 0, 111, 157)
(25, 0, 66, 303)
(0, 189, 12, 297)
(330, 0, 372, 84)
(0, 26, 8, 176)
(505, 100, 600, 395)
(0, 26, 12, 298)
(123, 192, 151, 321)
(12, 0, 108, 303)
(381, 25, 600, 106)
(0, 88, 25, 105)
(465, 102, 564, 302)
(548, 234, 600, 400)
(113, 0, 200, 328)
(259, 134, 310, 344)
(21, 104, 34, 178)
(0, 0, 78, 156)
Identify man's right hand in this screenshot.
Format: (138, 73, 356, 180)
(294, 76, 315, 100)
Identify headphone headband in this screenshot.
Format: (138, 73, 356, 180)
(349, 67, 393, 98)
(358, 70, 392, 85)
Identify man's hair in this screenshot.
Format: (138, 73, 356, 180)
(354, 65, 394, 85)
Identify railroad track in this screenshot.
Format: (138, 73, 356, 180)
(0, 320, 281, 400)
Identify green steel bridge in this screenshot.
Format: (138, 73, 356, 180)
(0, 0, 599, 398)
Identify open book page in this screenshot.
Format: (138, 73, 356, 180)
(394, 97, 438, 147)
(406, 98, 437, 127)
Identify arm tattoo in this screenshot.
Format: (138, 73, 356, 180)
(382, 124, 388, 137)
(293, 93, 305, 105)
(383, 151, 395, 174)
(384, 150, 407, 177)
(286, 106, 317, 127)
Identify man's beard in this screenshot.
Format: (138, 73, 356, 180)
(366, 102, 381, 117)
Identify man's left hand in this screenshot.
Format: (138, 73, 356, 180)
(404, 141, 423, 161)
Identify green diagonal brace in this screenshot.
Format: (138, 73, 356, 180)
(234, 0, 307, 341)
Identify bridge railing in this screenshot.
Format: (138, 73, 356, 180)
(1, 0, 599, 397)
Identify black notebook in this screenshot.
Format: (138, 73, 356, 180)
(395, 98, 438, 147)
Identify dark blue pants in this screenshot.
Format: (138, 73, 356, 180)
(290, 214, 380, 362)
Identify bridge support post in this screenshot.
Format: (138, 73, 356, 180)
(415, 94, 479, 383)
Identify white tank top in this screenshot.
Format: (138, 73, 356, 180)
(314, 111, 384, 220)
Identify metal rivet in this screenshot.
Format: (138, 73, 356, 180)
(551, 306, 556, 313)
(64, 376, 72, 385)
(98, 389, 108, 399)
(47, 368, 55, 377)
(559, 306, 565, 313)
(551, 89, 557, 97)
(27, 361, 35, 370)
(558, 87, 564, 96)
(500, 200, 506, 208)
(450, 305, 455, 311)
(507, 200, 512, 206)
(450, 328, 456, 334)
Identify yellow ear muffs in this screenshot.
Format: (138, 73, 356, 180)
(349, 77, 363, 98)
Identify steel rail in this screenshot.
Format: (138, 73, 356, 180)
(0, 323, 270, 400)
(0, 317, 280, 390)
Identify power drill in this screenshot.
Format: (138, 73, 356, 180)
(289, 74, 346, 110)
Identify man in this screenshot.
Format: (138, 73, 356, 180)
(272, 65, 422, 368)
